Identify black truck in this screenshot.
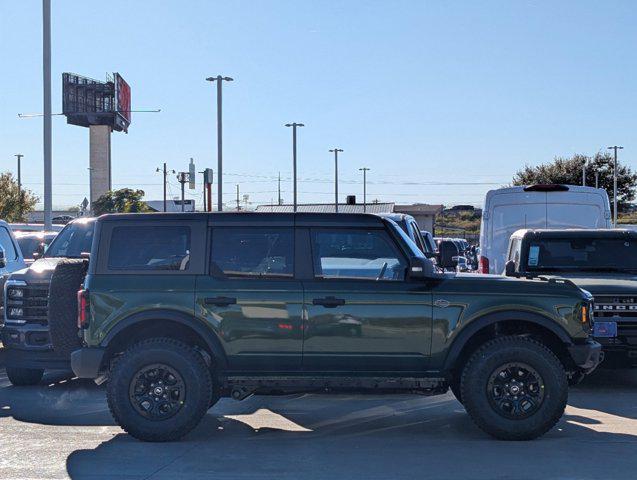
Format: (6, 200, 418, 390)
(1, 217, 95, 385)
(506, 228, 637, 367)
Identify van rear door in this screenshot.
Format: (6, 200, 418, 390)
(546, 191, 608, 228)
(490, 201, 546, 274)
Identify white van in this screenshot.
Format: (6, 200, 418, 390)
(478, 184, 611, 274)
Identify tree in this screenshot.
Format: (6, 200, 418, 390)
(92, 188, 149, 215)
(513, 152, 637, 214)
(0, 172, 38, 222)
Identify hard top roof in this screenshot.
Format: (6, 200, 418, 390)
(511, 228, 637, 239)
(97, 211, 388, 227)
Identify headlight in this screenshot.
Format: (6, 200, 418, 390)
(7, 288, 24, 299)
(9, 307, 23, 317)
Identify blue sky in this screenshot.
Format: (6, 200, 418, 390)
(1, 0, 635, 209)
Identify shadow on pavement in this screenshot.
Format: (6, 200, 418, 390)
(3, 366, 637, 479)
(0, 370, 116, 426)
(66, 376, 637, 480)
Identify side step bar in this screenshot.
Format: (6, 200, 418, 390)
(224, 376, 448, 400)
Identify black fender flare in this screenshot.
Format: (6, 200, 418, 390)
(442, 310, 573, 371)
(100, 309, 228, 369)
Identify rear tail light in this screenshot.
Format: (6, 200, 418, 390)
(77, 289, 90, 329)
(478, 256, 489, 274)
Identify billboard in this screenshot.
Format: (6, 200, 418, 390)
(113, 73, 131, 132)
(62, 72, 131, 132)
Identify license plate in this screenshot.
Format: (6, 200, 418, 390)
(594, 321, 617, 338)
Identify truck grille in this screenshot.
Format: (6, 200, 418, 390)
(594, 295, 637, 341)
(6, 284, 50, 325)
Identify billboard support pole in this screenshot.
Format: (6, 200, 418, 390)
(43, 0, 52, 230)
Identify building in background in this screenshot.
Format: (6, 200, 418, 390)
(256, 201, 443, 233)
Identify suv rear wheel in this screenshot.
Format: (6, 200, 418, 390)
(461, 335, 567, 440)
(106, 338, 213, 442)
(6, 367, 44, 386)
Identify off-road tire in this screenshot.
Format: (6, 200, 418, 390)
(48, 259, 88, 358)
(461, 335, 567, 441)
(6, 367, 44, 386)
(107, 337, 213, 442)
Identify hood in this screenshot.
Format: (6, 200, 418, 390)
(438, 272, 589, 299)
(8, 257, 67, 284)
(546, 273, 637, 295)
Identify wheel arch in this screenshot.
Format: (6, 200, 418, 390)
(442, 310, 574, 374)
(100, 309, 228, 370)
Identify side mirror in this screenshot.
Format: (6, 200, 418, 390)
(438, 240, 459, 269)
(0, 246, 6, 269)
(33, 242, 46, 259)
(504, 260, 516, 277)
(408, 256, 435, 279)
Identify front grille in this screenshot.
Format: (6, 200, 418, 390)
(6, 284, 50, 325)
(594, 296, 637, 319)
(594, 295, 637, 344)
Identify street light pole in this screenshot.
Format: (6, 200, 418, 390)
(14, 154, 23, 195)
(285, 123, 304, 212)
(329, 148, 343, 212)
(359, 167, 370, 212)
(43, 0, 52, 230)
(206, 75, 233, 211)
(608, 145, 624, 227)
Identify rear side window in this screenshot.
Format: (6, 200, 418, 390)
(0, 227, 17, 260)
(211, 227, 294, 278)
(311, 228, 407, 281)
(108, 226, 191, 271)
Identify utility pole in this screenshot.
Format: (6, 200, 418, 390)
(156, 163, 175, 212)
(608, 145, 624, 227)
(14, 154, 23, 196)
(177, 172, 189, 212)
(278, 172, 282, 205)
(359, 167, 370, 212)
(43, 0, 52, 230)
(329, 148, 343, 212)
(285, 123, 304, 212)
(205, 75, 233, 211)
(236, 184, 240, 211)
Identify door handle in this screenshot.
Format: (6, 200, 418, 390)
(312, 296, 345, 308)
(204, 296, 237, 307)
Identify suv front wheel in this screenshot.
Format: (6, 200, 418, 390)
(106, 338, 213, 442)
(461, 335, 567, 440)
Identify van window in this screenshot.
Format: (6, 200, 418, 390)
(211, 227, 294, 278)
(311, 228, 407, 281)
(108, 226, 191, 271)
(0, 227, 17, 260)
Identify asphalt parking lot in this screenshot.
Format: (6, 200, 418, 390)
(1, 367, 637, 480)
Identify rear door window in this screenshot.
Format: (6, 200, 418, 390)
(108, 226, 191, 271)
(310, 228, 407, 281)
(211, 227, 294, 278)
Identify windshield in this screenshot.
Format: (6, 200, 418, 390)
(525, 237, 637, 272)
(44, 221, 94, 259)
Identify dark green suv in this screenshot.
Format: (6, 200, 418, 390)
(71, 212, 601, 442)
